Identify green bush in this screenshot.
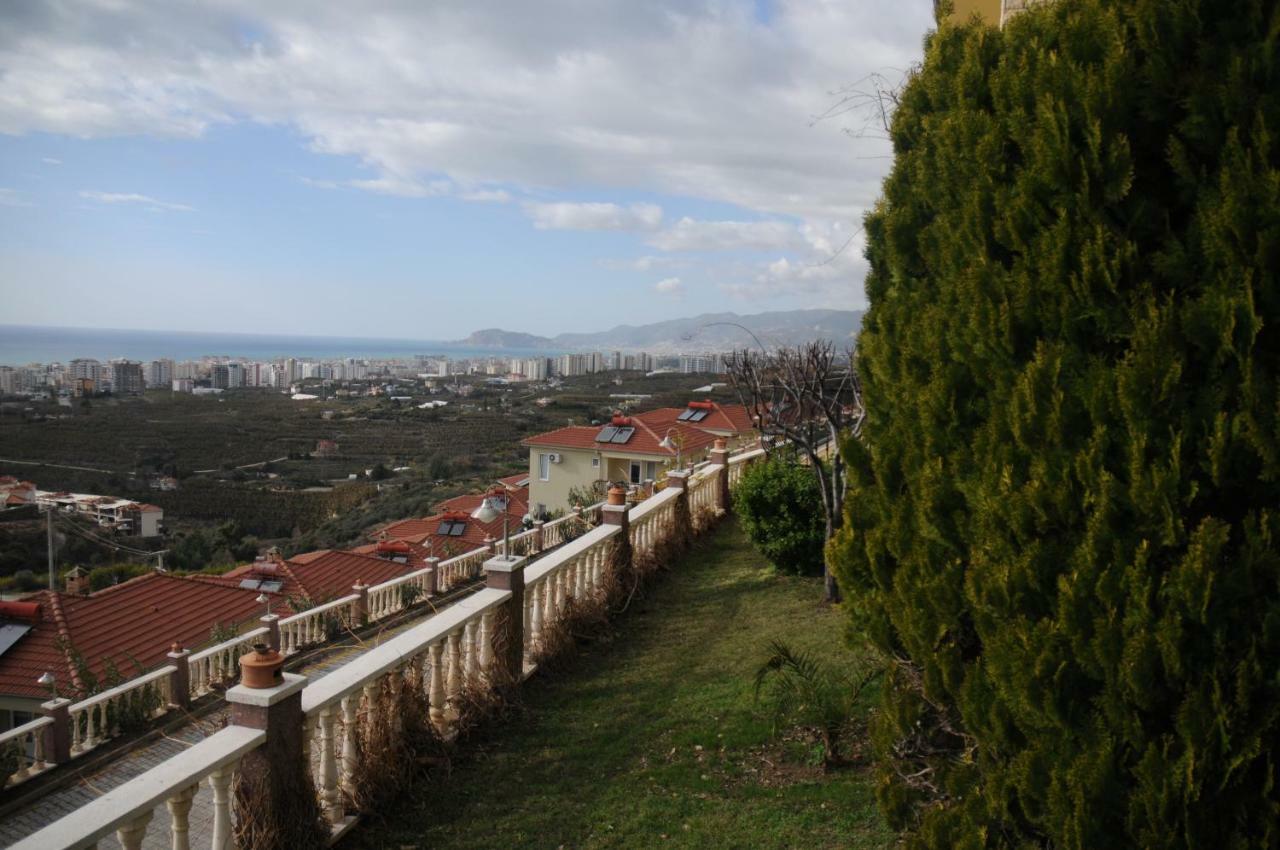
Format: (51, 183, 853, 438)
(733, 459, 825, 576)
(830, 2, 1280, 847)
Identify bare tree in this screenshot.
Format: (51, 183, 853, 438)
(725, 341, 864, 602)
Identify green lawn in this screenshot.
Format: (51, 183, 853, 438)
(350, 517, 891, 850)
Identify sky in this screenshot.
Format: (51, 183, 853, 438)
(0, 1, 934, 339)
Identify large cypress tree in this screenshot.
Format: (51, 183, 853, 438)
(830, 0, 1280, 846)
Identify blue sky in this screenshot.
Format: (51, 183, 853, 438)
(0, 1, 933, 339)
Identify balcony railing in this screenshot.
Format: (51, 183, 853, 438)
(8, 444, 766, 849)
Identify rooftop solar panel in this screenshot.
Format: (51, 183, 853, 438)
(595, 426, 619, 442)
(0, 624, 31, 659)
(258, 580, 284, 593)
(448, 523, 467, 536)
(238, 579, 262, 590)
(677, 409, 695, 421)
(688, 409, 709, 422)
(611, 427, 635, 444)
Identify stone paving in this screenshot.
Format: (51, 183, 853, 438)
(0, 603, 461, 849)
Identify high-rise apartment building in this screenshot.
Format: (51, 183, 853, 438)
(110, 360, 145, 396)
(146, 359, 174, 388)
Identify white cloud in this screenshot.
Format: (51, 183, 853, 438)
(648, 217, 806, 252)
(655, 276, 683, 295)
(79, 190, 194, 212)
(525, 201, 662, 231)
(0, 1, 927, 224)
(0, 188, 32, 207)
(41, 157, 61, 165)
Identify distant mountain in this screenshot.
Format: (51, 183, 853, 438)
(458, 328, 555, 349)
(453, 309, 861, 353)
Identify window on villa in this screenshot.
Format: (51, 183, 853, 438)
(630, 461, 642, 484)
(646, 461, 658, 480)
(592, 456, 600, 468)
(539, 453, 550, 481)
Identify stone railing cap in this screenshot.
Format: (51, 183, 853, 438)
(226, 672, 307, 707)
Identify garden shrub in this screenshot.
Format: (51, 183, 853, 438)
(734, 458, 825, 576)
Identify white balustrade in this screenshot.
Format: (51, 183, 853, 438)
(278, 593, 360, 655)
(187, 626, 271, 698)
(366, 566, 434, 621)
(68, 666, 175, 755)
(521, 523, 621, 662)
(9, 725, 264, 850)
(300, 586, 514, 833)
(0, 716, 53, 787)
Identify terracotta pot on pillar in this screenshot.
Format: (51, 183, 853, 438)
(607, 485, 626, 506)
(239, 643, 285, 689)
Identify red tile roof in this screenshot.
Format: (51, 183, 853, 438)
(377, 484, 531, 558)
(0, 574, 286, 700)
(521, 413, 720, 458)
(640, 401, 755, 435)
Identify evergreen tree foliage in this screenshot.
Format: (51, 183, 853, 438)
(829, 1, 1280, 846)
(734, 458, 827, 576)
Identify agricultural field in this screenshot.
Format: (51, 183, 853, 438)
(0, 371, 738, 584)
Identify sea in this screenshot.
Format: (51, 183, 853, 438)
(0, 325, 556, 366)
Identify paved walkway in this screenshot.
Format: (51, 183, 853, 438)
(0, 594, 472, 849)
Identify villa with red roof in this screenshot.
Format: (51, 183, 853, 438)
(522, 401, 755, 513)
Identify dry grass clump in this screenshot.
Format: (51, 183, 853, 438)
(344, 665, 445, 815)
(233, 749, 327, 850)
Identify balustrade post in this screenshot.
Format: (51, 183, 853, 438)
(424, 557, 440, 596)
(261, 613, 281, 651)
(226, 668, 309, 844)
(38, 696, 71, 765)
(533, 519, 546, 552)
(483, 553, 528, 684)
(484, 536, 496, 556)
(352, 582, 369, 625)
(166, 783, 199, 850)
(167, 644, 192, 711)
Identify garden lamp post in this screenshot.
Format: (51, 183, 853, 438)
(471, 484, 514, 560)
(659, 428, 684, 470)
(38, 671, 56, 698)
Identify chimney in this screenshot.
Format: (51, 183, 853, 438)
(64, 566, 91, 595)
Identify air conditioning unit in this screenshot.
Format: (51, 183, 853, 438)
(548, 453, 563, 463)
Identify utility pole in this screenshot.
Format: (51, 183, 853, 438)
(45, 505, 55, 590)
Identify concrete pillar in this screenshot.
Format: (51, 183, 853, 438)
(665, 470, 689, 492)
(352, 583, 369, 625)
(602, 486, 631, 574)
(167, 644, 192, 710)
(533, 520, 545, 552)
(483, 555, 528, 683)
(709, 439, 731, 511)
(39, 697, 71, 765)
(260, 614, 281, 652)
(225, 673, 308, 840)
(424, 557, 440, 595)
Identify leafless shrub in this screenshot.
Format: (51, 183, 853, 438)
(343, 666, 445, 815)
(233, 750, 327, 850)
